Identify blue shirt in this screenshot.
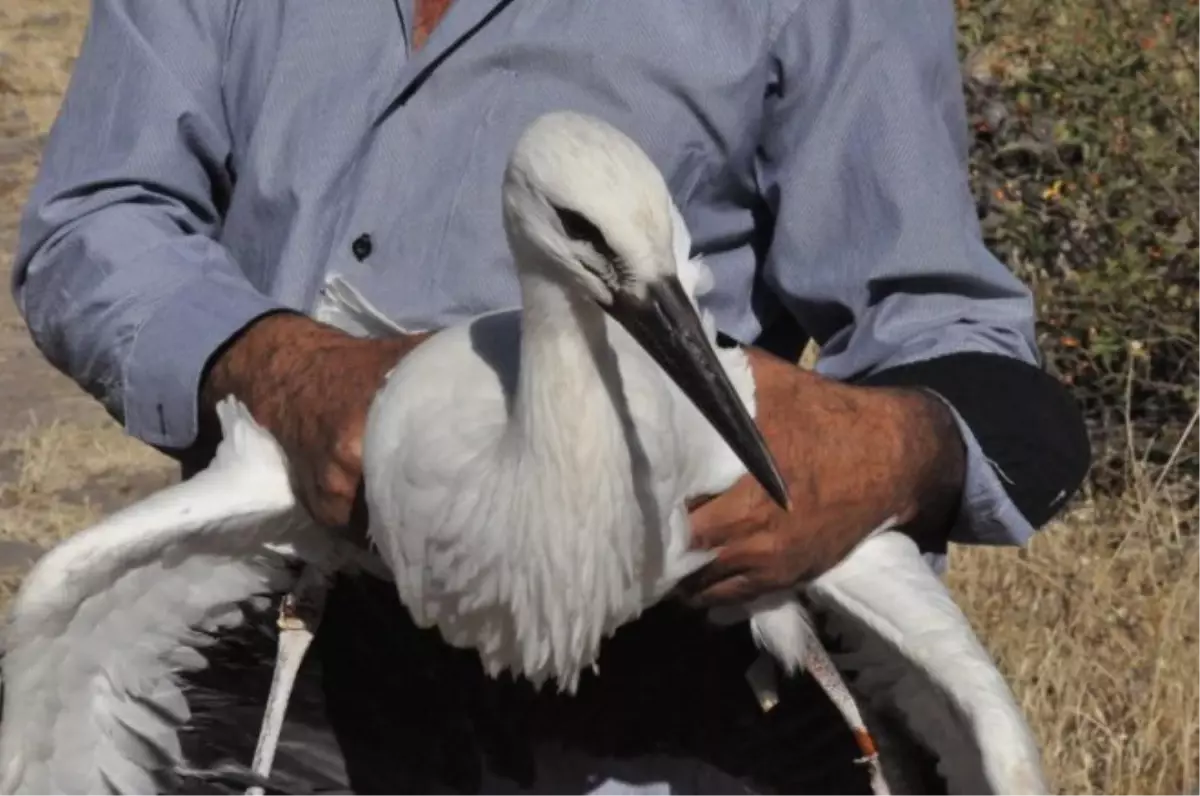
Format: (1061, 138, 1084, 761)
(12, 0, 1039, 547)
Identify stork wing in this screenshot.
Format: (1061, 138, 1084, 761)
(806, 532, 1048, 795)
(0, 399, 325, 795)
(315, 274, 421, 339)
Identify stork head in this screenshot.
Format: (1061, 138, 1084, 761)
(502, 111, 790, 511)
(502, 110, 677, 305)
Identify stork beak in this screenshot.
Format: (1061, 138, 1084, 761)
(605, 276, 791, 510)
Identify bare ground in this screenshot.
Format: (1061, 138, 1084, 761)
(0, 0, 175, 606)
(0, 3, 1195, 793)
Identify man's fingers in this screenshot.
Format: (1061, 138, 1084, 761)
(300, 458, 363, 529)
(676, 532, 784, 603)
(686, 492, 726, 542)
(699, 532, 782, 579)
(686, 574, 762, 607)
(675, 551, 748, 597)
(688, 497, 754, 549)
(308, 482, 371, 543)
(306, 489, 353, 529)
(688, 477, 774, 549)
(334, 431, 364, 467)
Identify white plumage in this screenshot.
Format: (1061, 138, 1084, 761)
(0, 111, 1047, 795)
(0, 401, 322, 794)
(361, 218, 735, 689)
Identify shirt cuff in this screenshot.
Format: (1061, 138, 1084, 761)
(925, 390, 1036, 547)
(122, 275, 288, 449)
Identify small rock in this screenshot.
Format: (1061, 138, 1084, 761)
(982, 101, 1009, 132)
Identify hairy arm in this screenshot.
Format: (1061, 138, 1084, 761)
(199, 312, 429, 527)
(751, 352, 967, 562)
(686, 350, 965, 601)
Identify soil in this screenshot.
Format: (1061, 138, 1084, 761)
(0, 1, 174, 573)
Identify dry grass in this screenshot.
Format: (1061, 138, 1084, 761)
(0, 1, 1196, 794)
(0, 418, 173, 604)
(0, 419, 172, 546)
(950, 482, 1198, 793)
(0, 2, 87, 218)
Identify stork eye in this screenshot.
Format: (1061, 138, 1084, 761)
(552, 204, 618, 263)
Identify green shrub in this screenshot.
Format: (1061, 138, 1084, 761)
(958, 0, 1198, 495)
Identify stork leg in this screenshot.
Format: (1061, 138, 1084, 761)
(746, 597, 890, 796)
(746, 646, 889, 795)
(801, 643, 890, 796)
(246, 566, 329, 795)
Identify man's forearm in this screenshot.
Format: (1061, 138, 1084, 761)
(194, 309, 432, 525)
(856, 351, 1091, 541)
(201, 312, 333, 423)
(865, 385, 967, 547)
(746, 348, 966, 567)
(200, 311, 428, 429)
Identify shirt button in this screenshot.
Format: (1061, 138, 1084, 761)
(351, 233, 373, 261)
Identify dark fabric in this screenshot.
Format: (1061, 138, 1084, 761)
(173, 575, 930, 794)
(856, 352, 1090, 530)
(316, 573, 878, 795)
(170, 573, 962, 794)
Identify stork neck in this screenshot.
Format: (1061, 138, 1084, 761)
(512, 268, 619, 453)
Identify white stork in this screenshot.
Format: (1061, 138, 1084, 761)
(0, 111, 1047, 795)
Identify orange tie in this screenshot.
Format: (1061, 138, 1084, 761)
(413, 0, 456, 52)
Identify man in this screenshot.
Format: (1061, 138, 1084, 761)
(13, 0, 1088, 792)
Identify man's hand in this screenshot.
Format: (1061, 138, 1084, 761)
(200, 312, 430, 528)
(680, 348, 966, 606)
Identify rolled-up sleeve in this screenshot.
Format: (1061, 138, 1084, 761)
(759, 2, 1085, 547)
(11, 0, 286, 450)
